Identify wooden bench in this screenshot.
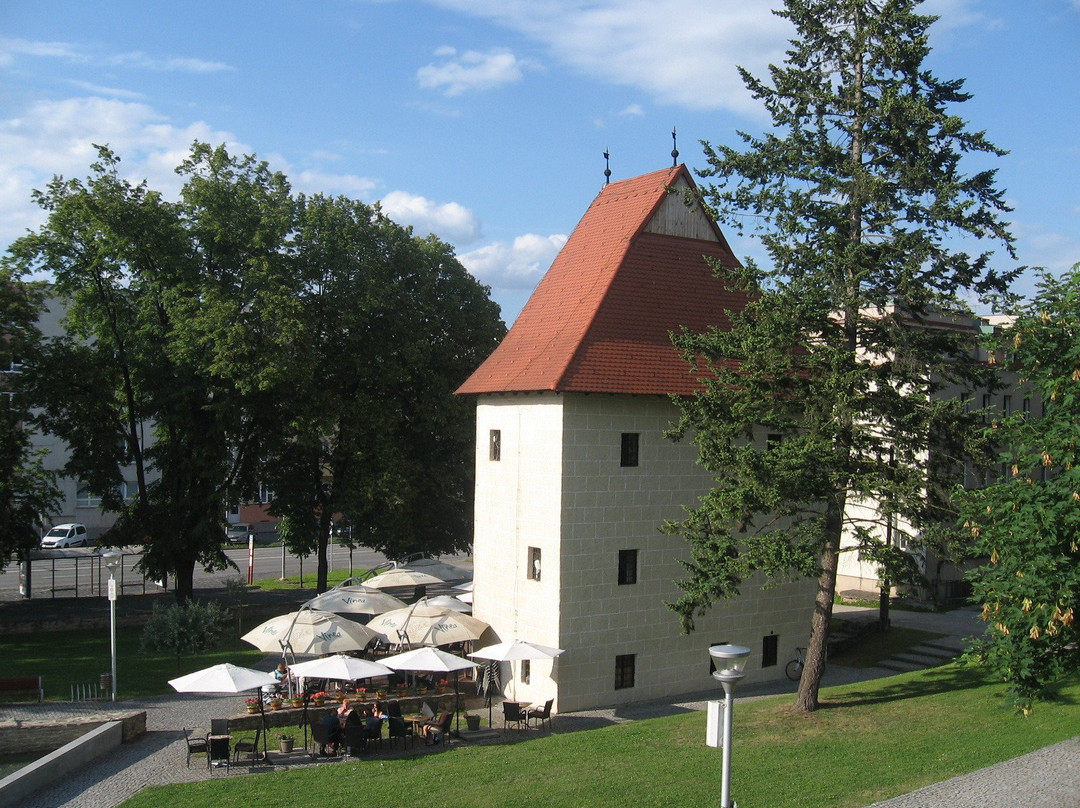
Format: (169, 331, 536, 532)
(0, 675, 44, 702)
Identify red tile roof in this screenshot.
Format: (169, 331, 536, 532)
(456, 165, 748, 396)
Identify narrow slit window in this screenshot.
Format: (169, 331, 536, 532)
(614, 654, 635, 690)
(528, 546, 541, 581)
(762, 634, 778, 668)
(489, 429, 501, 461)
(618, 549, 638, 585)
(620, 433, 639, 467)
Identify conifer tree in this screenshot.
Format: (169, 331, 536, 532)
(668, 0, 1016, 711)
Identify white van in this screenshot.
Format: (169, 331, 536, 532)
(40, 523, 89, 549)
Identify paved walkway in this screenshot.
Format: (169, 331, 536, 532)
(6, 604, 1078, 807)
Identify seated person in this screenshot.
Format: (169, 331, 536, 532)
(272, 661, 290, 694)
(422, 711, 451, 744)
(365, 703, 385, 744)
(342, 704, 366, 755)
(321, 710, 343, 755)
(337, 697, 354, 727)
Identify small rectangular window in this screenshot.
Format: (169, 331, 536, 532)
(528, 546, 541, 581)
(489, 429, 501, 461)
(620, 433, 639, 467)
(614, 654, 635, 690)
(1003, 395, 1012, 416)
(520, 659, 531, 685)
(76, 482, 101, 509)
(618, 549, 638, 585)
(762, 634, 778, 668)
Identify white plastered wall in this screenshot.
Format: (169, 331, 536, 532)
(471, 392, 814, 713)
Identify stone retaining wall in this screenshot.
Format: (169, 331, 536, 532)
(0, 711, 146, 755)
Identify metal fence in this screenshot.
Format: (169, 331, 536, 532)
(13, 551, 159, 600)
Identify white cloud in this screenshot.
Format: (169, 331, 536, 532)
(0, 97, 247, 246)
(0, 36, 232, 73)
(417, 47, 530, 96)
(619, 103, 645, 117)
(459, 232, 566, 287)
(425, 0, 792, 114)
(379, 189, 482, 242)
(292, 170, 378, 198)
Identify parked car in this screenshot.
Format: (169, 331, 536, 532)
(224, 522, 279, 544)
(40, 523, 89, 549)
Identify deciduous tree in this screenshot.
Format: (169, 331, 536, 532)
(960, 266, 1080, 713)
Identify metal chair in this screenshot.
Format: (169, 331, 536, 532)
(233, 727, 262, 765)
(527, 699, 554, 731)
(387, 715, 415, 749)
(502, 701, 527, 731)
(210, 718, 230, 736)
(207, 734, 231, 772)
(183, 728, 207, 768)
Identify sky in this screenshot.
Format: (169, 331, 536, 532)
(2, 0, 1078, 326)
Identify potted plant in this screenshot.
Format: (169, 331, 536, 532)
(312, 691, 327, 706)
(464, 711, 481, 731)
(245, 697, 259, 714)
(356, 687, 367, 699)
(290, 695, 303, 708)
(269, 698, 283, 711)
(375, 689, 386, 699)
(436, 678, 448, 694)
(278, 734, 295, 753)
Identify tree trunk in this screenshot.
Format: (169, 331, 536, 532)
(794, 498, 843, 712)
(172, 561, 195, 605)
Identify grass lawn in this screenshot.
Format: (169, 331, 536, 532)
(4, 625, 264, 700)
(115, 663, 1079, 808)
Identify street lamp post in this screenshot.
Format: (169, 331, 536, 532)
(103, 550, 122, 702)
(709, 644, 751, 808)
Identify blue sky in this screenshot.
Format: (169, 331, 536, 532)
(2, 0, 1078, 325)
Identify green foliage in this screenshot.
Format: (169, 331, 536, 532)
(668, 0, 1016, 710)
(4, 142, 503, 597)
(960, 266, 1080, 712)
(0, 272, 59, 568)
(140, 600, 231, 663)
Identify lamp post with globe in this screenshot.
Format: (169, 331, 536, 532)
(709, 644, 751, 808)
(103, 550, 122, 702)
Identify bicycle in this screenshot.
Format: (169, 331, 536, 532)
(785, 647, 806, 681)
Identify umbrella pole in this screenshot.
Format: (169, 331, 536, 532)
(453, 672, 461, 737)
(259, 690, 271, 764)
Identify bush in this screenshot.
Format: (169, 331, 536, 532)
(141, 600, 231, 670)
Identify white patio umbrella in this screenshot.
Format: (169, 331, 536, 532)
(287, 654, 393, 682)
(366, 601, 491, 648)
(241, 609, 383, 655)
(424, 594, 472, 613)
(168, 663, 278, 694)
(381, 646, 478, 736)
(471, 639, 565, 701)
(168, 663, 279, 761)
(306, 585, 407, 615)
(453, 580, 474, 593)
(362, 568, 444, 590)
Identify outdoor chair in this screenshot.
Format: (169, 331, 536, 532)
(210, 718, 230, 736)
(502, 701, 527, 731)
(309, 718, 342, 758)
(423, 710, 453, 744)
(183, 728, 207, 767)
(233, 727, 262, 765)
(344, 721, 367, 757)
(207, 734, 231, 772)
(364, 718, 384, 751)
(385, 700, 402, 718)
(527, 699, 553, 731)
(387, 715, 414, 749)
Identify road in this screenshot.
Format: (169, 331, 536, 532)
(0, 541, 396, 601)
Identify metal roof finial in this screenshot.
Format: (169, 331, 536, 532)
(671, 127, 679, 167)
(603, 149, 611, 186)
